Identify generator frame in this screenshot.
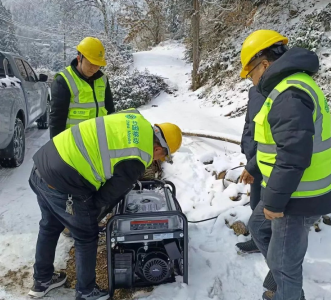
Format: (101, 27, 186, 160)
(106, 180, 188, 297)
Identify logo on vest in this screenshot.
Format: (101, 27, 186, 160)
(324, 97, 330, 113)
(125, 114, 137, 119)
(73, 110, 86, 115)
(264, 101, 271, 108)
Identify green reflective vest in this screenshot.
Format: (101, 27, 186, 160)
(254, 72, 331, 198)
(55, 66, 108, 129)
(53, 108, 154, 190)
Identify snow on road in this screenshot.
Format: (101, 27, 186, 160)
(134, 42, 245, 142)
(0, 42, 331, 300)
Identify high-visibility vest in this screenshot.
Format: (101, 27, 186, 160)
(55, 66, 108, 129)
(254, 72, 331, 198)
(53, 108, 154, 190)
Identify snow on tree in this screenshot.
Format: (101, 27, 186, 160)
(0, 0, 20, 54)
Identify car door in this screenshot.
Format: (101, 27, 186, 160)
(22, 60, 43, 122)
(0, 54, 10, 146)
(14, 58, 37, 125)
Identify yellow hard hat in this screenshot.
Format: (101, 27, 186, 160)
(154, 123, 182, 163)
(76, 37, 107, 67)
(240, 30, 288, 78)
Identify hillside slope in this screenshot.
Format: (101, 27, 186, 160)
(197, 0, 331, 117)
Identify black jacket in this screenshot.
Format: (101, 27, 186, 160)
(241, 86, 266, 163)
(49, 59, 115, 139)
(245, 47, 331, 216)
(33, 139, 145, 209)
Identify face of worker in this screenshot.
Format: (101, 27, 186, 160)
(77, 55, 100, 78)
(153, 145, 167, 161)
(246, 58, 271, 86)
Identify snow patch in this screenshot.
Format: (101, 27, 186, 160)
(0, 76, 21, 88)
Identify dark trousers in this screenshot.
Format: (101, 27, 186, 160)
(29, 168, 100, 294)
(249, 201, 320, 300)
(250, 172, 262, 211)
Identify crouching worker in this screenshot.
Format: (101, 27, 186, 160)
(27, 108, 182, 300)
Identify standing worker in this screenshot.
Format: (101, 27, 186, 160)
(50, 36, 115, 138)
(237, 86, 265, 254)
(50, 36, 115, 237)
(239, 30, 331, 300)
(28, 108, 182, 300)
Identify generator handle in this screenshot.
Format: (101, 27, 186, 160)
(164, 180, 176, 197)
(106, 211, 189, 297)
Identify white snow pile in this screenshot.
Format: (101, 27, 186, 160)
(0, 42, 330, 300)
(0, 75, 21, 88)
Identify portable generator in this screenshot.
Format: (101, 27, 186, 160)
(106, 180, 188, 297)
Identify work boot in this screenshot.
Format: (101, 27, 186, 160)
(263, 270, 276, 292)
(235, 238, 260, 254)
(75, 285, 109, 300)
(262, 290, 306, 300)
(28, 271, 67, 298)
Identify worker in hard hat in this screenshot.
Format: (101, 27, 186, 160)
(50, 37, 115, 237)
(28, 108, 182, 300)
(50, 37, 115, 139)
(239, 30, 331, 300)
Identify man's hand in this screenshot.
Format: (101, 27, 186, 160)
(239, 169, 254, 185)
(264, 208, 284, 220)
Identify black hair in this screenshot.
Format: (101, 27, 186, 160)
(249, 43, 289, 65)
(77, 51, 84, 61)
(260, 44, 289, 62)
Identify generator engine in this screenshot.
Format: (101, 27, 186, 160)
(106, 180, 188, 297)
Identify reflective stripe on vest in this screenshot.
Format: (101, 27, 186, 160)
(57, 67, 108, 128)
(254, 72, 331, 198)
(71, 125, 103, 182)
(53, 108, 154, 189)
(262, 173, 331, 194)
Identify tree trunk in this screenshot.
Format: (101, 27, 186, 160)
(63, 32, 66, 68)
(100, 0, 110, 37)
(191, 0, 200, 91)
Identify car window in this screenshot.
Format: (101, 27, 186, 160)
(7, 62, 14, 76)
(23, 61, 38, 82)
(0, 56, 13, 77)
(15, 59, 28, 81)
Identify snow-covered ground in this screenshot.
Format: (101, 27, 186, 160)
(0, 42, 331, 300)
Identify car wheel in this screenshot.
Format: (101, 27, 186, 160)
(0, 118, 25, 168)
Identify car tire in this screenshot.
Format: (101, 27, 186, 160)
(0, 118, 25, 168)
(37, 98, 50, 130)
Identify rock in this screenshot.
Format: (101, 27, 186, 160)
(217, 170, 227, 180)
(231, 221, 249, 236)
(229, 195, 241, 201)
(323, 215, 331, 225)
(289, 10, 298, 17)
(314, 223, 321, 232)
(212, 170, 226, 180)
